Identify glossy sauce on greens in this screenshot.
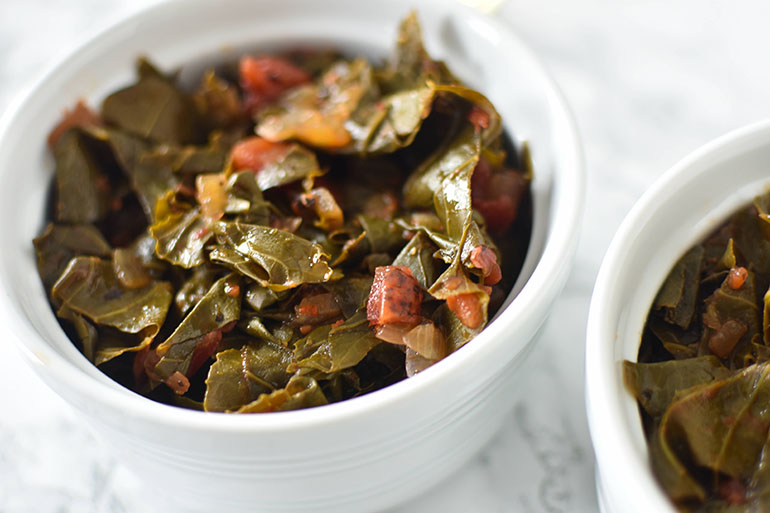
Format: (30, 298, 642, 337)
(34, 13, 532, 413)
(626, 192, 770, 511)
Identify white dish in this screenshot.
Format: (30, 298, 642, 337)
(0, 0, 583, 511)
(586, 119, 770, 513)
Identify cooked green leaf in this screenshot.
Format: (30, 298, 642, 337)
(154, 274, 241, 379)
(212, 221, 334, 291)
(33, 223, 111, 289)
(203, 341, 293, 412)
(53, 129, 110, 224)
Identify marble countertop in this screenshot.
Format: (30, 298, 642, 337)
(2, 1, 770, 511)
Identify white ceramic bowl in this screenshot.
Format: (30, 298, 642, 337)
(0, 1, 583, 512)
(586, 119, 770, 513)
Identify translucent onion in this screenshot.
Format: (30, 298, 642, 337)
(405, 348, 437, 378)
(374, 323, 411, 345)
(196, 172, 227, 222)
(112, 248, 151, 289)
(402, 321, 447, 360)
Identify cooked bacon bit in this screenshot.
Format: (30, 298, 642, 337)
(471, 157, 527, 234)
(727, 266, 748, 290)
(708, 319, 748, 359)
(47, 100, 102, 148)
(447, 293, 484, 329)
(299, 324, 313, 335)
(718, 478, 747, 506)
(367, 266, 422, 326)
(165, 371, 191, 395)
(230, 136, 292, 172)
(467, 106, 490, 132)
(332, 319, 345, 329)
(295, 293, 342, 325)
(224, 283, 241, 298)
(470, 245, 502, 285)
(239, 56, 311, 113)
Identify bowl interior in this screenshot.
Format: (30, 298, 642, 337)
(588, 120, 770, 512)
(0, 0, 582, 427)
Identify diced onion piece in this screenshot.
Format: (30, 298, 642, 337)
(298, 188, 344, 231)
(402, 321, 447, 360)
(374, 323, 411, 345)
(405, 348, 437, 378)
(196, 173, 227, 222)
(112, 248, 151, 289)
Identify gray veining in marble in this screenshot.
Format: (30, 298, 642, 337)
(2, 0, 770, 511)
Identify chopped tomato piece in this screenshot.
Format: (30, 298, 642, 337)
(471, 157, 527, 234)
(727, 266, 748, 290)
(446, 293, 483, 329)
(230, 136, 292, 172)
(47, 100, 101, 148)
(188, 321, 236, 378)
(239, 56, 311, 112)
(295, 292, 341, 325)
(469, 245, 502, 285)
(708, 319, 747, 359)
(367, 266, 422, 326)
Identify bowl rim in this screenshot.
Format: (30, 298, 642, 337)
(0, 0, 585, 433)
(585, 118, 770, 511)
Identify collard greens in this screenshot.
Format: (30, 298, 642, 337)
(626, 192, 770, 512)
(34, 12, 532, 414)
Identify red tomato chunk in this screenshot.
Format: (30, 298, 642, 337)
(367, 266, 422, 326)
(230, 136, 292, 172)
(471, 157, 527, 234)
(239, 56, 311, 113)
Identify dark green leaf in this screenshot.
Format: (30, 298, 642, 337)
(212, 221, 334, 291)
(236, 375, 328, 413)
(51, 256, 172, 364)
(290, 311, 381, 377)
(33, 223, 111, 289)
(53, 130, 110, 224)
(102, 61, 202, 145)
(653, 245, 704, 330)
(154, 274, 241, 379)
(150, 191, 212, 268)
(623, 356, 731, 419)
(203, 340, 293, 412)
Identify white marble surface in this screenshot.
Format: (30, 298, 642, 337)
(2, 0, 770, 511)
